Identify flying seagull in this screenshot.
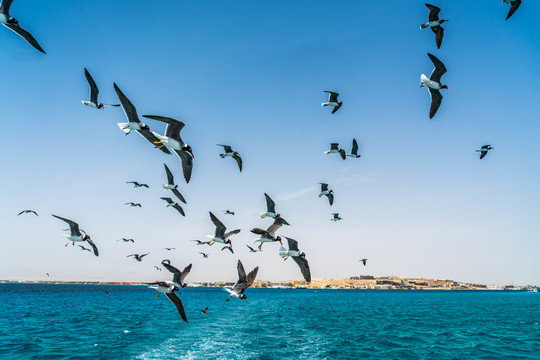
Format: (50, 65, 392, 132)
(223, 210, 235, 215)
(217, 144, 243, 172)
(52, 215, 99, 256)
(331, 213, 342, 221)
(318, 183, 334, 206)
(207, 211, 240, 248)
(116, 238, 135, 243)
(160, 197, 185, 216)
(279, 237, 311, 283)
(246, 245, 261, 253)
(199, 252, 209, 258)
(143, 115, 194, 183)
(17, 210, 38, 216)
(360, 258, 368, 266)
(161, 260, 192, 288)
(201, 307, 208, 314)
(346, 139, 361, 158)
(476, 145, 494, 159)
(81, 68, 120, 109)
(324, 143, 346, 160)
(154, 266, 162, 271)
(503, 0, 522, 20)
(260, 193, 290, 225)
(221, 246, 234, 254)
(162, 164, 186, 204)
(163, 247, 176, 251)
(321, 91, 342, 114)
(420, 53, 448, 119)
(113, 83, 171, 154)
(0, 0, 45, 53)
(251, 216, 284, 250)
(126, 181, 149, 188)
(225, 260, 259, 302)
(125, 202, 142, 207)
(420, 4, 447, 49)
(191, 240, 211, 246)
(78, 245, 91, 252)
(127, 253, 149, 262)
(147, 281, 188, 322)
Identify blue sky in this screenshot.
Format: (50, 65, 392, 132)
(1, 0, 539, 285)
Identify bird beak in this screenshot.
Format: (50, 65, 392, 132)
(190, 151, 195, 158)
(244, 298, 248, 302)
(279, 240, 283, 245)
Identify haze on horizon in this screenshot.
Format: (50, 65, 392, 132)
(1, 0, 539, 286)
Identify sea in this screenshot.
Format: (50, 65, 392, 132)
(0, 284, 539, 359)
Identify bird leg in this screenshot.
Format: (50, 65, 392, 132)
(258, 243, 263, 251)
(65, 242, 70, 247)
(155, 294, 160, 299)
(282, 255, 289, 261)
(153, 141, 165, 149)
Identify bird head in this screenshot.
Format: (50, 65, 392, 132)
(8, 18, 19, 27)
(339, 101, 343, 106)
(240, 294, 247, 302)
(277, 236, 283, 245)
(300, 252, 306, 259)
(183, 145, 194, 158)
(161, 259, 171, 265)
(441, 84, 449, 90)
(98, 104, 104, 109)
(84, 235, 92, 242)
(227, 239, 232, 246)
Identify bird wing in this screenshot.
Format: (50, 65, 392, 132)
(480, 151, 487, 160)
(327, 193, 334, 206)
(285, 237, 299, 252)
(221, 246, 234, 253)
(2, 23, 45, 53)
(113, 83, 140, 124)
(171, 189, 187, 204)
(173, 149, 193, 183)
(266, 218, 283, 236)
(481, 145, 491, 150)
(143, 115, 185, 141)
(162, 262, 181, 275)
(428, 53, 447, 82)
(217, 144, 233, 153)
(0, 0, 14, 14)
(17, 210, 24, 216)
(264, 193, 276, 213)
(225, 229, 241, 238)
(246, 266, 259, 287)
(180, 264, 192, 283)
(137, 129, 171, 154)
(251, 228, 268, 236)
(165, 292, 188, 323)
(86, 241, 99, 257)
(331, 103, 342, 114)
(506, 0, 522, 20)
(237, 260, 247, 283)
(52, 215, 81, 236)
(428, 88, 443, 119)
(246, 245, 256, 252)
(431, 26, 444, 49)
(173, 204, 185, 216)
(324, 91, 339, 102)
(164, 163, 175, 185)
(233, 154, 242, 172)
(160, 197, 174, 204)
(320, 183, 328, 192)
(338, 149, 346, 160)
(351, 138, 358, 155)
(140, 253, 149, 260)
(84, 68, 99, 104)
(425, 4, 441, 22)
(330, 143, 339, 151)
(210, 212, 226, 238)
(292, 256, 311, 283)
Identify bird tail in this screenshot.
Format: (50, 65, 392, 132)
(117, 123, 131, 133)
(317, 193, 322, 198)
(420, 74, 429, 83)
(220, 154, 226, 158)
(420, 23, 429, 29)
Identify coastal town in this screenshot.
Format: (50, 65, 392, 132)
(3, 275, 537, 291)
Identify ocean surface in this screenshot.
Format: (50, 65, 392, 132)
(0, 284, 539, 359)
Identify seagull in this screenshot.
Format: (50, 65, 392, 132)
(201, 307, 208, 314)
(318, 183, 334, 206)
(116, 238, 135, 243)
(143, 115, 194, 183)
(217, 145, 243, 172)
(420, 4, 447, 49)
(81, 68, 120, 109)
(17, 210, 38, 216)
(52, 215, 99, 256)
(126, 181, 149, 188)
(251, 216, 284, 250)
(346, 139, 361, 158)
(113, 83, 171, 154)
(154, 266, 162, 271)
(360, 258, 368, 266)
(162, 164, 186, 204)
(163, 247, 176, 251)
(279, 237, 311, 283)
(260, 193, 290, 225)
(321, 91, 342, 114)
(0, 0, 45, 53)
(103, 290, 110, 295)
(78, 245, 91, 252)
(225, 260, 259, 302)
(160, 197, 185, 216)
(207, 212, 240, 248)
(147, 281, 187, 322)
(127, 253, 149, 262)
(420, 53, 449, 119)
(125, 202, 142, 207)
(221, 246, 234, 254)
(324, 143, 346, 160)
(503, 0, 522, 20)
(223, 210, 235, 215)
(246, 245, 261, 253)
(191, 240, 211, 246)
(161, 260, 192, 288)
(476, 145, 494, 159)
(199, 252, 209, 258)
(46, 273, 49, 277)
(331, 213, 342, 221)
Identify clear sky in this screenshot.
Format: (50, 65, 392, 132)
(1, 0, 539, 285)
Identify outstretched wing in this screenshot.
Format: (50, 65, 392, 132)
(264, 193, 276, 213)
(114, 83, 140, 124)
(428, 88, 443, 119)
(84, 68, 99, 104)
(320, 183, 329, 192)
(425, 4, 441, 22)
(351, 138, 358, 155)
(86, 241, 99, 257)
(338, 149, 346, 160)
(174, 149, 193, 183)
(0, 0, 14, 14)
(180, 264, 192, 283)
(233, 154, 242, 172)
(506, 0, 522, 20)
(172, 189, 186, 204)
(285, 237, 299, 252)
(164, 163, 175, 185)
(217, 144, 233, 153)
(52, 215, 81, 237)
(160, 197, 174, 204)
(225, 229, 241, 238)
(431, 26, 444, 49)
(292, 256, 311, 283)
(237, 260, 247, 283)
(327, 193, 334, 206)
(165, 292, 188, 323)
(246, 266, 259, 287)
(3, 23, 46, 53)
(143, 115, 185, 141)
(210, 212, 226, 238)
(266, 218, 283, 236)
(428, 53, 447, 83)
(331, 103, 342, 114)
(324, 91, 339, 103)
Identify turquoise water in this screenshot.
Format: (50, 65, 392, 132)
(1, 284, 539, 359)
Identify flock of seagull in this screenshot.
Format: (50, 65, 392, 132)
(10, 0, 522, 322)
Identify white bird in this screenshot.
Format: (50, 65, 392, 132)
(81, 68, 120, 109)
(225, 260, 259, 302)
(321, 91, 342, 114)
(52, 215, 98, 256)
(251, 216, 285, 250)
(324, 143, 346, 160)
(420, 53, 449, 119)
(207, 212, 240, 248)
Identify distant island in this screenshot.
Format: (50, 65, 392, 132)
(2, 275, 537, 291)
